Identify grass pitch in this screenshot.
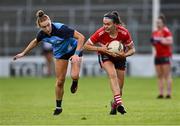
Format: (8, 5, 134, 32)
(0, 76, 180, 125)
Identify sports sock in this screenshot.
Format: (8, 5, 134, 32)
(111, 100, 117, 109)
(56, 100, 62, 109)
(114, 94, 122, 106)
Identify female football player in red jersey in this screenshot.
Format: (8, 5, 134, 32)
(151, 14, 173, 99)
(84, 11, 135, 115)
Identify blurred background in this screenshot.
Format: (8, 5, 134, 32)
(0, 0, 180, 77)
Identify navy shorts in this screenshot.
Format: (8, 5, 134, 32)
(154, 57, 171, 65)
(98, 54, 126, 70)
(58, 48, 83, 60)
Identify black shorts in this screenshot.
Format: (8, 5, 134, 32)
(58, 48, 83, 60)
(154, 57, 171, 65)
(98, 54, 126, 70)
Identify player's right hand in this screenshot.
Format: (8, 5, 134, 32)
(98, 43, 109, 53)
(98, 44, 117, 57)
(98, 46, 108, 53)
(13, 52, 25, 60)
(98, 47, 117, 57)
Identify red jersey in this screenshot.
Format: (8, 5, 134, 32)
(152, 26, 173, 57)
(89, 26, 133, 53)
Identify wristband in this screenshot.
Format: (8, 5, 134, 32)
(74, 50, 81, 56)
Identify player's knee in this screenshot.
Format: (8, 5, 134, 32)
(71, 73, 79, 80)
(108, 73, 117, 79)
(164, 73, 171, 80)
(56, 79, 65, 88)
(163, 74, 168, 79)
(157, 73, 163, 79)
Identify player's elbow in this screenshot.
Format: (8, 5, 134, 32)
(83, 41, 92, 51)
(74, 31, 86, 43)
(78, 32, 86, 42)
(31, 39, 39, 47)
(83, 43, 88, 50)
(80, 33, 85, 39)
(132, 48, 136, 55)
(81, 35, 86, 43)
(168, 39, 173, 45)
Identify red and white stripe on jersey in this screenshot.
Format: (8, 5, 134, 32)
(88, 25, 133, 48)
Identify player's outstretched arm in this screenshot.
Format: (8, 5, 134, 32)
(73, 30, 85, 52)
(13, 38, 39, 60)
(70, 31, 85, 63)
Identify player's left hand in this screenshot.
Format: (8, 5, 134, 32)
(13, 52, 25, 60)
(70, 55, 81, 63)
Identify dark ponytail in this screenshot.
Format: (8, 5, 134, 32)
(158, 13, 166, 25)
(104, 11, 125, 26)
(111, 11, 120, 24)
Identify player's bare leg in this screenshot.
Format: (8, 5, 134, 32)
(70, 58, 82, 93)
(155, 65, 164, 99)
(162, 64, 172, 98)
(108, 69, 126, 115)
(54, 59, 68, 115)
(103, 61, 126, 115)
(116, 69, 125, 96)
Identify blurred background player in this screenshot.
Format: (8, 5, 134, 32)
(42, 42, 54, 76)
(84, 11, 135, 115)
(13, 10, 85, 115)
(151, 14, 173, 99)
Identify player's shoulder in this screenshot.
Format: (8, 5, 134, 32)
(52, 22, 64, 29)
(36, 30, 47, 42)
(152, 28, 159, 35)
(162, 26, 171, 33)
(37, 30, 45, 37)
(94, 27, 105, 36)
(117, 25, 129, 36)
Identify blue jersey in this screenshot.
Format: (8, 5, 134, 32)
(36, 22, 77, 59)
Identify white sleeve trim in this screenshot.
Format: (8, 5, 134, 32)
(88, 38, 94, 45)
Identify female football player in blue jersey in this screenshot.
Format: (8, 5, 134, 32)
(13, 10, 85, 115)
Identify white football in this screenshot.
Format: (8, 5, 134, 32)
(108, 40, 124, 53)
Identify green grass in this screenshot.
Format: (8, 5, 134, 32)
(0, 76, 180, 125)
